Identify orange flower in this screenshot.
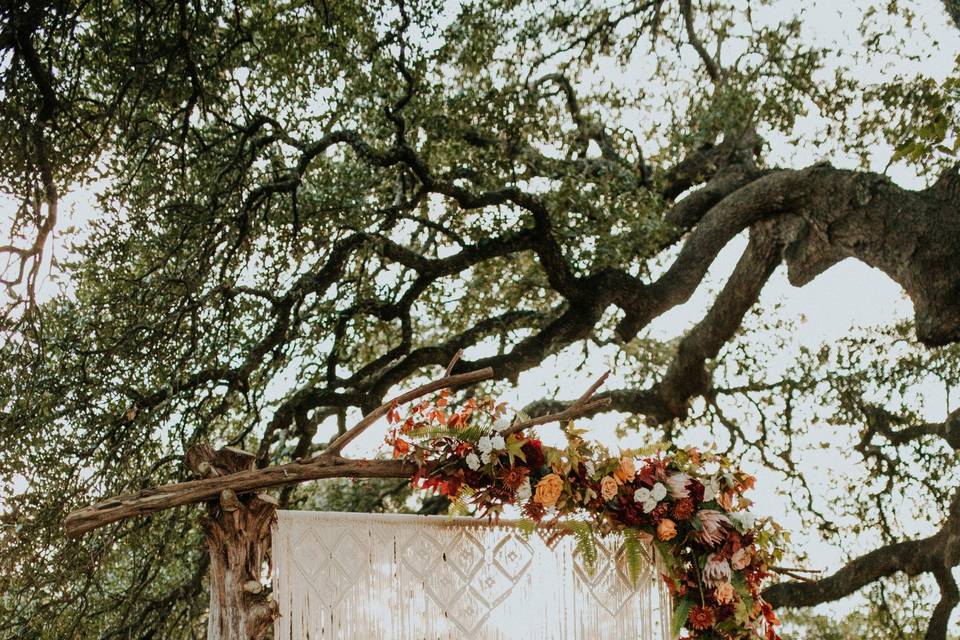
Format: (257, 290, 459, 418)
(657, 518, 677, 541)
(500, 466, 529, 491)
(613, 456, 636, 484)
(673, 498, 695, 521)
(738, 474, 757, 493)
(688, 605, 715, 630)
(534, 473, 564, 507)
(600, 475, 619, 501)
(714, 582, 736, 605)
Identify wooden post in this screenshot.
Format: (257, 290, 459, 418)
(187, 444, 278, 640)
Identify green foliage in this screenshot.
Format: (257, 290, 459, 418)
(671, 597, 693, 639)
(564, 520, 599, 574)
(621, 527, 649, 587)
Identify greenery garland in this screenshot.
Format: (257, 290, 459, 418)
(388, 390, 788, 639)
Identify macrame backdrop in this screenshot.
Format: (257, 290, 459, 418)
(272, 510, 671, 639)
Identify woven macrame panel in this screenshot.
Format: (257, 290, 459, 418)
(272, 510, 671, 639)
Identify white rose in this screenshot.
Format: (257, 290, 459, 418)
(480, 451, 491, 464)
(490, 434, 506, 450)
(477, 436, 493, 454)
(633, 488, 655, 513)
(465, 453, 481, 470)
(517, 478, 532, 501)
(493, 416, 512, 432)
(634, 483, 667, 513)
(651, 482, 667, 502)
(731, 511, 757, 531)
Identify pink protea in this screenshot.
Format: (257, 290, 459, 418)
(702, 552, 732, 587)
(666, 472, 691, 499)
(696, 509, 731, 547)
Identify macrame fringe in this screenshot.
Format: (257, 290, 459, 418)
(273, 510, 671, 639)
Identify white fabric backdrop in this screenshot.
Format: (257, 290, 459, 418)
(272, 510, 671, 639)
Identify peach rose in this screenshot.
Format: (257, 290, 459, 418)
(613, 456, 636, 484)
(657, 518, 677, 541)
(534, 473, 564, 507)
(600, 475, 619, 501)
(714, 582, 736, 605)
(731, 546, 752, 571)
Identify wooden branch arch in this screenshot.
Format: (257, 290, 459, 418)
(65, 353, 611, 639)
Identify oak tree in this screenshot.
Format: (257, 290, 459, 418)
(2, 0, 960, 638)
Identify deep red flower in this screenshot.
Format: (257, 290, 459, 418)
(521, 438, 546, 468)
(686, 478, 705, 504)
(637, 463, 657, 486)
(649, 502, 670, 522)
(462, 468, 489, 487)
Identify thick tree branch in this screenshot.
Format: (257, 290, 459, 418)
(763, 489, 960, 611)
(525, 223, 782, 424)
(861, 405, 960, 451)
(680, 0, 723, 83)
(618, 163, 960, 346)
(926, 564, 959, 640)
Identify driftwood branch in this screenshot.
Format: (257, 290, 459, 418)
(64, 456, 418, 537)
(65, 367, 611, 537)
(325, 363, 492, 456)
(502, 372, 612, 437)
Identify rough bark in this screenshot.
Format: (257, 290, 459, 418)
(188, 445, 277, 640)
(65, 454, 416, 537)
(763, 486, 960, 640)
(780, 163, 960, 346)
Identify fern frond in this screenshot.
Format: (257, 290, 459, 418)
(411, 425, 487, 443)
(565, 521, 598, 574)
(515, 518, 537, 539)
(622, 528, 651, 586)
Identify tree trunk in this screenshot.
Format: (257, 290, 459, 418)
(187, 445, 278, 640)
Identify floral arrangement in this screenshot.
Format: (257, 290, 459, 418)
(387, 390, 787, 640)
